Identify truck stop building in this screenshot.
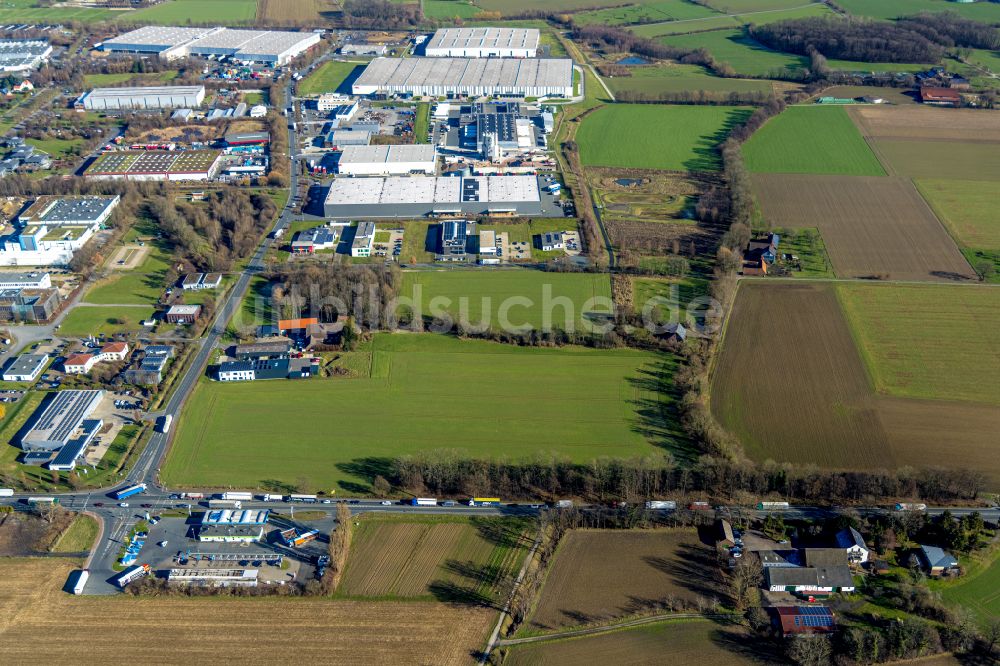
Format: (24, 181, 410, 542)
(197, 524, 265, 542)
(324, 175, 557, 219)
(168, 568, 259, 588)
(101, 26, 320, 66)
(352, 57, 574, 98)
(337, 144, 437, 176)
(77, 85, 206, 110)
(425, 27, 539, 58)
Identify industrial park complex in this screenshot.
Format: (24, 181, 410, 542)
(424, 27, 540, 58)
(101, 26, 320, 65)
(351, 57, 574, 98)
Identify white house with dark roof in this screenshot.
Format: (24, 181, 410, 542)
(836, 527, 870, 564)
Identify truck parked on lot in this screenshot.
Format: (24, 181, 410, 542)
(220, 492, 253, 501)
(410, 498, 437, 506)
(645, 500, 676, 510)
(114, 484, 147, 501)
(69, 569, 89, 595)
(206, 499, 242, 509)
(895, 503, 927, 511)
(115, 564, 150, 588)
(261, 494, 284, 502)
(281, 527, 319, 547)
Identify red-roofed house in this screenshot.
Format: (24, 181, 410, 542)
(98, 341, 130, 362)
(64, 353, 97, 374)
(771, 606, 836, 636)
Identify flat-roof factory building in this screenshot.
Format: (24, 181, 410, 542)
(352, 57, 573, 98)
(101, 26, 321, 66)
(337, 145, 437, 176)
(77, 85, 206, 111)
(20, 389, 104, 452)
(84, 150, 223, 181)
(426, 27, 539, 58)
(0, 39, 52, 73)
(325, 175, 561, 218)
(1, 196, 120, 267)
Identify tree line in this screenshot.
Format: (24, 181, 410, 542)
(750, 17, 945, 64)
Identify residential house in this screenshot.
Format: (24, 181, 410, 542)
(663, 322, 687, 344)
(217, 357, 318, 382)
(835, 527, 870, 564)
(63, 353, 98, 374)
(803, 548, 849, 569)
(716, 519, 735, 548)
(765, 565, 855, 594)
(743, 233, 779, 275)
(916, 545, 959, 575)
(758, 550, 799, 568)
(97, 341, 129, 362)
(771, 606, 836, 637)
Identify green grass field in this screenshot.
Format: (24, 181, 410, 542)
(162, 334, 676, 492)
(57, 305, 155, 337)
(705, 0, 819, 11)
(84, 246, 171, 306)
(298, 61, 363, 96)
(52, 514, 99, 553)
(966, 48, 1000, 75)
(125, 0, 257, 24)
(422, 0, 482, 19)
(916, 179, 1000, 252)
(658, 29, 807, 76)
(25, 137, 83, 161)
(742, 106, 885, 175)
(631, 276, 709, 314)
(576, 104, 750, 172)
(603, 63, 773, 96)
(940, 549, 1000, 628)
(837, 283, 1000, 405)
(398, 270, 613, 331)
(0, 0, 111, 23)
(835, 0, 1000, 22)
(575, 0, 719, 26)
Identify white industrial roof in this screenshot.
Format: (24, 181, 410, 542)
(339, 144, 437, 165)
(104, 26, 210, 49)
(354, 57, 573, 91)
(85, 85, 205, 99)
(325, 176, 541, 206)
(104, 26, 318, 59)
(427, 27, 539, 52)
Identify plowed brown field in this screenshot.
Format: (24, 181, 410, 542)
(711, 282, 1000, 485)
(0, 559, 495, 666)
(752, 174, 973, 281)
(525, 529, 719, 633)
(848, 106, 1000, 142)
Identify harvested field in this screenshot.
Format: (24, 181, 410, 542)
(257, 0, 325, 23)
(752, 174, 973, 281)
(872, 140, 1000, 181)
(525, 529, 719, 633)
(0, 559, 496, 666)
(607, 218, 717, 258)
(712, 282, 1000, 485)
(848, 105, 1000, 142)
(504, 618, 775, 666)
(339, 515, 530, 601)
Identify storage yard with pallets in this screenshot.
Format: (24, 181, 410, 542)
(338, 515, 531, 600)
(710, 282, 1000, 483)
(0, 559, 495, 665)
(523, 529, 718, 633)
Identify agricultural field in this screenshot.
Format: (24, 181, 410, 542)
(966, 48, 1000, 75)
(504, 618, 775, 666)
(339, 515, 530, 601)
(574, 0, 719, 26)
(742, 106, 885, 175)
(576, 104, 750, 171)
(751, 174, 973, 281)
(397, 269, 613, 332)
(125, 0, 257, 24)
(57, 305, 156, 338)
(870, 140, 1000, 181)
(940, 550, 1000, 628)
(657, 29, 807, 77)
(834, 0, 1000, 22)
(632, 14, 740, 36)
(703, 0, 819, 11)
(163, 334, 678, 491)
(257, 0, 325, 23)
(837, 283, 1000, 405)
(916, 179, 1000, 251)
(524, 529, 718, 633)
(711, 282, 1000, 484)
(0, 559, 496, 666)
(847, 106, 1000, 143)
(601, 63, 775, 96)
(475, 0, 635, 12)
(0, 0, 111, 23)
(422, 0, 483, 19)
(298, 61, 363, 96)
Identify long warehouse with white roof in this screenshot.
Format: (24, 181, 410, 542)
(101, 26, 320, 65)
(425, 27, 539, 58)
(352, 57, 573, 98)
(324, 175, 562, 218)
(77, 85, 205, 110)
(337, 145, 437, 176)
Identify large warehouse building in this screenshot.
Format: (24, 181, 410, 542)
(101, 26, 320, 66)
(352, 57, 573, 98)
(324, 175, 562, 218)
(426, 27, 539, 58)
(0, 39, 52, 73)
(20, 389, 104, 452)
(85, 150, 223, 181)
(77, 85, 206, 110)
(337, 145, 437, 176)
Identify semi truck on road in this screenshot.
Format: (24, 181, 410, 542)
(895, 503, 927, 511)
(115, 564, 150, 588)
(0, 488, 13, 497)
(114, 484, 147, 501)
(220, 492, 253, 501)
(410, 498, 437, 506)
(261, 494, 284, 502)
(645, 500, 676, 510)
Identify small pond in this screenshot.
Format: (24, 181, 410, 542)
(615, 178, 644, 187)
(616, 56, 651, 65)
